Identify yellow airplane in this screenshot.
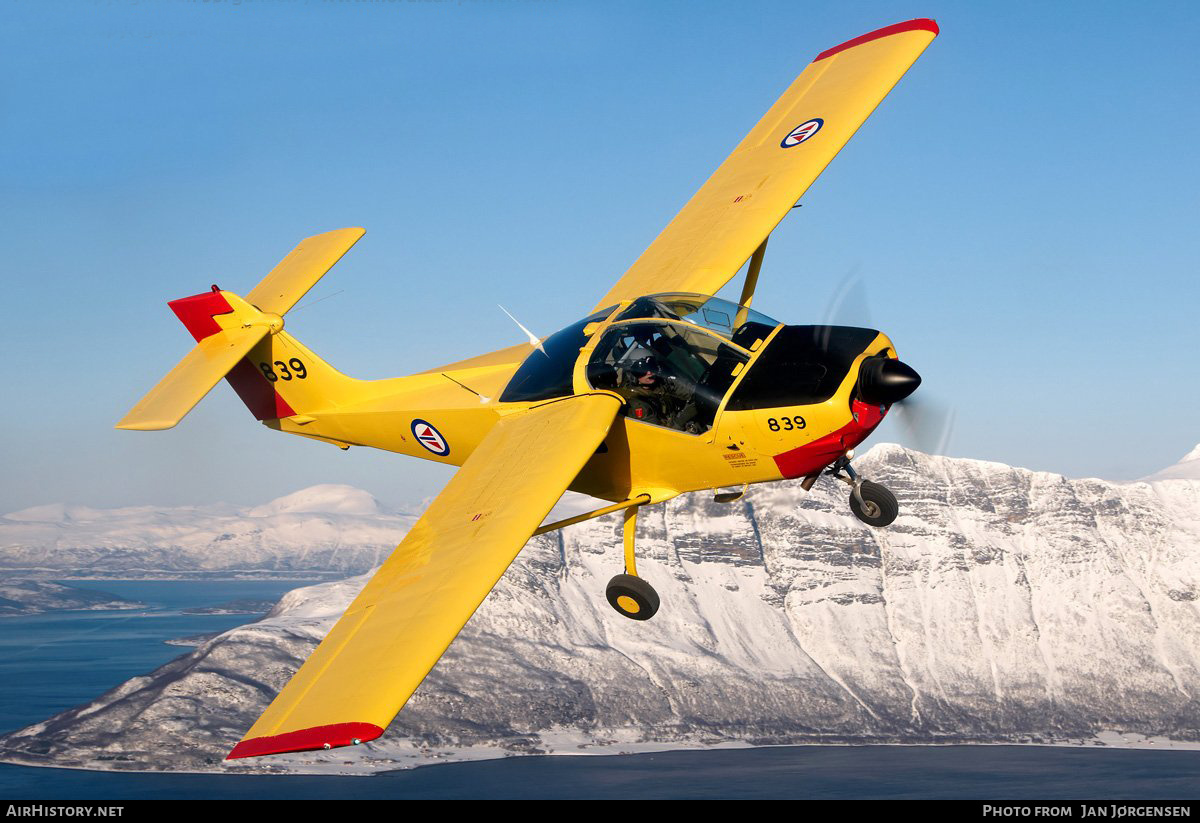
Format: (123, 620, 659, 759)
(117, 19, 939, 759)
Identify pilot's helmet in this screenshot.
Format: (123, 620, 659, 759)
(630, 356, 659, 379)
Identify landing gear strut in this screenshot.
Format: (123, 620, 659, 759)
(605, 506, 659, 620)
(827, 455, 898, 527)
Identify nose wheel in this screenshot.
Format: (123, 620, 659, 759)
(847, 480, 898, 527)
(829, 456, 899, 527)
(606, 505, 660, 620)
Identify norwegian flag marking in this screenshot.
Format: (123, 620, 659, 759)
(781, 118, 824, 148)
(410, 419, 450, 456)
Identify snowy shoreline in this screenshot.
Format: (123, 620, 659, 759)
(4, 734, 1200, 778)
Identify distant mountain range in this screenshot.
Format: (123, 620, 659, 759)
(0, 580, 143, 616)
(0, 484, 414, 578)
(1, 444, 1198, 773)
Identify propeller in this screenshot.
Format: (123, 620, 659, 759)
(822, 267, 955, 457)
(892, 393, 956, 457)
(822, 264, 871, 328)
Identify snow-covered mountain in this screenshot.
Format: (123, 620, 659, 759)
(1, 444, 1198, 773)
(0, 485, 414, 578)
(1143, 445, 1200, 482)
(0, 580, 144, 616)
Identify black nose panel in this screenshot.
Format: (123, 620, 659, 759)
(725, 325, 881, 411)
(858, 357, 921, 405)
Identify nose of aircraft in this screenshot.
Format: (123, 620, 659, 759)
(857, 357, 921, 406)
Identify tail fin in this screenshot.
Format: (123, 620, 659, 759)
(116, 228, 364, 431)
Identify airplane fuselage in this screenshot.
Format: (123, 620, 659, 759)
(267, 294, 900, 506)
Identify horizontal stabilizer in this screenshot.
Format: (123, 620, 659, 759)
(245, 227, 365, 315)
(117, 228, 366, 431)
(115, 325, 269, 431)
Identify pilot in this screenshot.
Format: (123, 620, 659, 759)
(621, 356, 703, 433)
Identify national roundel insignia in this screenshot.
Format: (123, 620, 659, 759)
(780, 118, 824, 148)
(411, 419, 450, 456)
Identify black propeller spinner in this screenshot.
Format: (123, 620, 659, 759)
(857, 356, 922, 406)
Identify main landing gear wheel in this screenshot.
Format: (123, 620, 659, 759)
(606, 574, 659, 621)
(849, 480, 898, 527)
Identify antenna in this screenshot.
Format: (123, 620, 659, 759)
(498, 305, 547, 356)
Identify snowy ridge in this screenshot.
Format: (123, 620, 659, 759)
(1141, 445, 1200, 482)
(246, 485, 385, 517)
(0, 581, 144, 616)
(0, 484, 414, 578)
(1, 444, 1198, 773)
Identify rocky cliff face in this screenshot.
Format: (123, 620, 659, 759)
(1, 445, 1197, 773)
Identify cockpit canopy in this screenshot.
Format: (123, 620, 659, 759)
(497, 293, 891, 438)
(499, 296, 777, 422)
(614, 294, 779, 347)
(498, 293, 888, 436)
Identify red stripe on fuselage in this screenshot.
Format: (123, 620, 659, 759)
(772, 399, 886, 479)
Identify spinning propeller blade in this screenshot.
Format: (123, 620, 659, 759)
(823, 266, 872, 329)
(822, 269, 955, 456)
(893, 394, 956, 457)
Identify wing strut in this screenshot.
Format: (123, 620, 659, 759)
(735, 236, 769, 328)
(532, 493, 651, 537)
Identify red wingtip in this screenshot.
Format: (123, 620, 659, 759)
(225, 722, 384, 760)
(815, 18, 940, 62)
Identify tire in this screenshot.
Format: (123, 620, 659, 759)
(849, 480, 898, 527)
(605, 574, 660, 621)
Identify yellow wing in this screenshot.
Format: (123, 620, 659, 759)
(593, 19, 938, 311)
(115, 325, 269, 431)
(227, 392, 622, 759)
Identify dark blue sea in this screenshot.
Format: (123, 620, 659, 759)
(2, 580, 1198, 800)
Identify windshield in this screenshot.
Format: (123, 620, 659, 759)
(586, 320, 749, 434)
(613, 293, 779, 348)
(499, 306, 616, 403)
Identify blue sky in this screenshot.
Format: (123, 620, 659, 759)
(1, 0, 1198, 512)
